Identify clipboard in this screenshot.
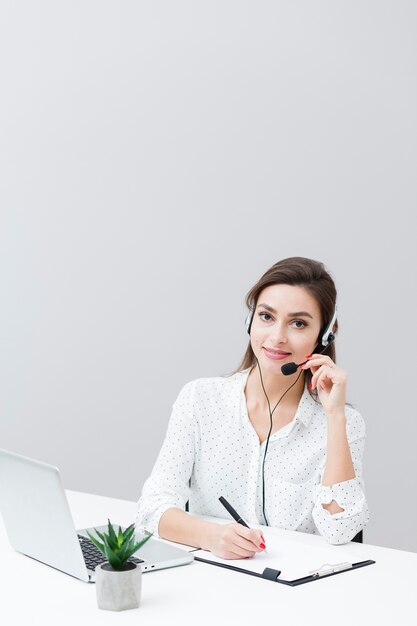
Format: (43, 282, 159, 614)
(193, 554, 376, 586)
(201, 498, 376, 585)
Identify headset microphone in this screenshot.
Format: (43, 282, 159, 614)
(281, 361, 300, 376)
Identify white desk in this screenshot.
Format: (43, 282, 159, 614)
(1, 490, 415, 626)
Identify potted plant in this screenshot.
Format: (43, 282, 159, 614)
(87, 520, 152, 611)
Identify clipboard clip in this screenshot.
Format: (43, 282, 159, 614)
(309, 562, 353, 577)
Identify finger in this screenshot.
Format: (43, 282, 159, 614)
(220, 530, 258, 558)
(312, 366, 345, 391)
(231, 534, 263, 555)
(302, 355, 334, 370)
(316, 372, 331, 390)
(309, 353, 334, 362)
(234, 525, 264, 549)
(311, 365, 334, 390)
(221, 549, 256, 560)
(228, 541, 258, 558)
(301, 360, 324, 373)
(310, 364, 324, 388)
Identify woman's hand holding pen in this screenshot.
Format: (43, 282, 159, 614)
(208, 523, 266, 560)
(301, 354, 347, 418)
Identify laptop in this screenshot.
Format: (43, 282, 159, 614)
(0, 448, 194, 582)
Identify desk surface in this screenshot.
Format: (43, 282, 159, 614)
(1, 490, 416, 626)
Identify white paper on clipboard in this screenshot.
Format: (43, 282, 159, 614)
(194, 532, 355, 581)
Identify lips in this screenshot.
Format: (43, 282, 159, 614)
(262, 347, 291, 360)
(263, 347, 291, 355)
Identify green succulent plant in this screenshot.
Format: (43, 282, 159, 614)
(87, 519, 152, 571)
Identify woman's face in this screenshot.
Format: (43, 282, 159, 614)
(250, 284, 322, 376)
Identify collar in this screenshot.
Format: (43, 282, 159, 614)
(237, 368, 319, 429)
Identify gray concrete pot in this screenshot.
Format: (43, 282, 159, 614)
(95, 562, 142, 611)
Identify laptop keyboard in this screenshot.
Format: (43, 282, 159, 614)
(78, 535, 144, 571)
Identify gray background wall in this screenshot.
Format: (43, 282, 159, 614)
(1, 1, 416, 552)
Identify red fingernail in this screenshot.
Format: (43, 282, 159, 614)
(260, 543, 266, 550)
(309, 383, 313, 390)
(306, 354, 312, 359)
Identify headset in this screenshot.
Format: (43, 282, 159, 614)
(245, 304, 337, 525)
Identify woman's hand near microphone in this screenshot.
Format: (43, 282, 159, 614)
(301, 353, 347, 418)
(301, 354, 356, 514)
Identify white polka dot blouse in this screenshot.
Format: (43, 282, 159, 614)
(137, 368, 370, 545)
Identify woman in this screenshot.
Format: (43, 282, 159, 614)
(137, 257, 369, 558)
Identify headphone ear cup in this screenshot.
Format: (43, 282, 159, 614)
(321, 307, 337, 347)
(321, 332, 335, 349)
(245, 312, 253, 335)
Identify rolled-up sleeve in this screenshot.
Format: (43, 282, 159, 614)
(311, 409, 370, 545)
(136, 381, 196, 536)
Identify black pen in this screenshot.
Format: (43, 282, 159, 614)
(219, 496, 267, 551)
(219, 496, 250, 527)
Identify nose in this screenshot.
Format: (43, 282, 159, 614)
(269, 321, 288, 346)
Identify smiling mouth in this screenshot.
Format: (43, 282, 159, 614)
(262, 347, 292, 361)
(263, 347, 291, 355)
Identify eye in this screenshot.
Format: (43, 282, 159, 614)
(258, 312, 273, 322)
(292, 320, 307, 329)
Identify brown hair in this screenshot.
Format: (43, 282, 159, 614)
(235, 256, 338, 403)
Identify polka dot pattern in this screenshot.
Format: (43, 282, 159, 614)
(137, 369, 370, 545)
